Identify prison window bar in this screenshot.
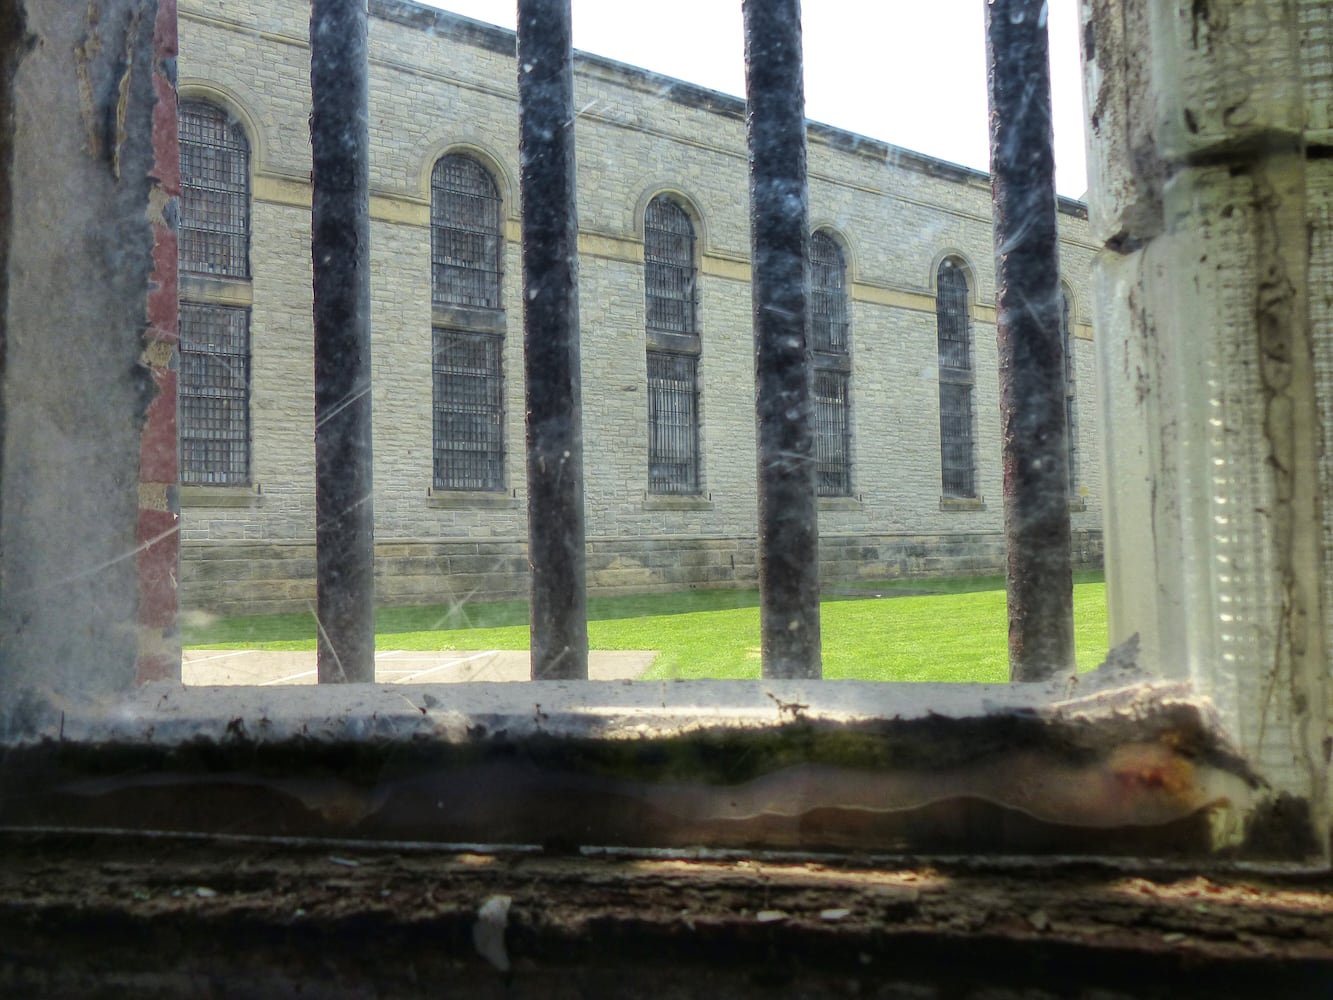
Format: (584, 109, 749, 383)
(310, 0, 377, 684)
(516, 0, 590, 681)
(302, 0, 1074, 685)
(985, 0, 1075, 682)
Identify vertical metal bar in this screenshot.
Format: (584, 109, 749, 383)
(310, 0, 376, 683)
(137, 0, 182, 684)
(517, 0, 588, 680)
(985, 0, 1074, 681)
(0, 0, 22, 647)
(744, 0, 821, 680)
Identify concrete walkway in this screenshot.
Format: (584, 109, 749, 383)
(182, 648, 657, 685)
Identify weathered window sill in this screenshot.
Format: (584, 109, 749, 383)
(642, 493, 713, 512)
(939, 496, 986, 512)
(179, 272, 253, 305)
(432, 303, 506, 333)
(426, 488, 521, 510)
(0, 657, 1294, 863)
(817, 495, 862, 512)
(180, 484, 263, 508)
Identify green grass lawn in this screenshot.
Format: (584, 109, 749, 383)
(183, 572, 1108, 683)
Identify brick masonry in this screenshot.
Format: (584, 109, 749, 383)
(176, 0, 1103, 617)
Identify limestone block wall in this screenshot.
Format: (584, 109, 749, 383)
(181, 530, 1107, 619)
(176, 0, 1103, 615)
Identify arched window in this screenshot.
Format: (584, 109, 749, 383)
(178, 100, 252, 485)
(810, 231, 851, 496)
(1062, 288, 1078, 496)
(179, 101, 250, 278)
(431, 154, 503, 310)
(645, 195, 701, 494)
(431, 155, 506, 491)
(644, 195, 697, 335)
(936, 258, 975, 499)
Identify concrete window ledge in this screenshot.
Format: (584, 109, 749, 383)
(1, 649, 1307, 863)
(817, 495, 863, 513)
(432, 303, 507, 334)
(642, 493, 714, 512)
(179, 273, 254, 306)
(180, 484, 263, 508)
(939, 496, 986, 512)
(0, 832, 1330, 997)
(426, 488, 523, 510)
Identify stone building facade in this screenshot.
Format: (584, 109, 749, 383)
(177, 0, 1103, 616)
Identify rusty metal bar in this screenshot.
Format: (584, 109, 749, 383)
(310, 0, 376, 683)
(517, 0, 589, 680)
(985, 0, 1074, 682)
(743, 0, 821, 680)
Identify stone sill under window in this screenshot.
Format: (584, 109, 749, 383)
(0, 656, 1290, 861)
(179, 272, 253, 306)
(1070, 496, 1088, 513)
(817, 495, 862, 512)
(180, 484, 263, 508)
(642, 492, 713, 512)
(427, 487, 522, 510)
(433, 303, 506, 333)
(940, 496, 986, 512)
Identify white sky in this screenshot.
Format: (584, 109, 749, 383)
(418, 1, 1089, 198)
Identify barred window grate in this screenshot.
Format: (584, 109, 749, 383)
(431, 155, 503, 309)
(814, 370, 851, 497)
(810, 231, 848, 355)
(939, 382, 976, 500)
(180, 303, 250, 485)
(810, 231, 852, 496)
(433, 329, 505, 491)
(936, 259, 972, 376)
(937, 259, 975, 498)
(179, 101, 250, 278)
(647, 351, 700, 495)
(645, 196, 696, 335)
(1066, 394, 1079, 495)
(1062, 290, 1078, 494)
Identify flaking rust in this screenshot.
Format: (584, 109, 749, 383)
(74, 0, 144, 177)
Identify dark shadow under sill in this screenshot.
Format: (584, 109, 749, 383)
(0, 830, 1331, 998)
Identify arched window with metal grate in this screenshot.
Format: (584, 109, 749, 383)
(936, 258, 975, 500)
(644, 196, 697, 335)
(179, 101, 250, 279)
(645, 195, 701, 494)
(431, 154, 506, 491)
(1062, 287, 1078, 497)
(810, 230, 851, 496)
(178, 100, 252, 486)
(810, 231, 848, 355)
(431, 154, 503, 310)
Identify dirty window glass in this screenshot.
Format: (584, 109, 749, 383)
(0, 0, 1325, 867)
